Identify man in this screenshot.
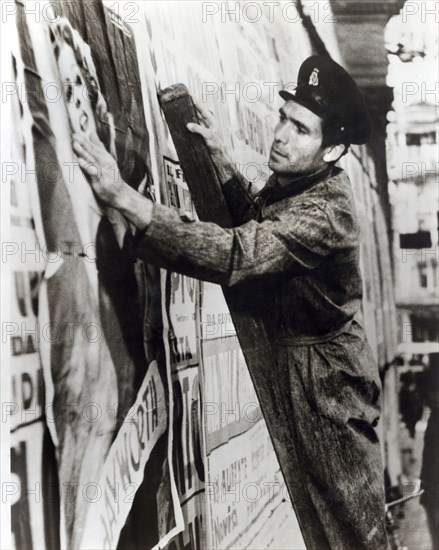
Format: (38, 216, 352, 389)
(73, 56, 389, 549)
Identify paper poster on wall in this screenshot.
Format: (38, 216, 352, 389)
(206, 422, 287, 549)
(8, 30, 60, 550)
(202, 339, 285, 549)
(165, 365, 206, 550)
(12, 1, 181, 548)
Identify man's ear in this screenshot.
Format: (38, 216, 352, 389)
(323, 143, 347, 164)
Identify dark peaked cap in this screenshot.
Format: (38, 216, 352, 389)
(279, 55, 372, 145)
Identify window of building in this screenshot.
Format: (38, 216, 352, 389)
(411, 314, 439, 342)
(406, 132, 437, 146)
(400, 231, 432, 249)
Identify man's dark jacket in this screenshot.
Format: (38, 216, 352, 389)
(133, 166, 389, 549)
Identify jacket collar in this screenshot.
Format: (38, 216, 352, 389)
(257, 164, 336, 206)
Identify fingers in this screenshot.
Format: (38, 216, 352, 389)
(72, 131, 92, 149)
(72, 131, 110, 174)
(192, 97, 214, 126)
(76, 156, 100, 178)
(186, 122, 209, 136)
(72, 137, 97, 165)
(73, 131, 103, 156)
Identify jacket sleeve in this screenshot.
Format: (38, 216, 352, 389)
(133, 199, 357, 288)
(221, 171, 259, 225)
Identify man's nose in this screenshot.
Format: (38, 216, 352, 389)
(274, 123, 290, 144)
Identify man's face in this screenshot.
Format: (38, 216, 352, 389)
(268, 100, 327, 178)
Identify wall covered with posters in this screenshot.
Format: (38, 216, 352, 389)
(5, 1, 397, 548)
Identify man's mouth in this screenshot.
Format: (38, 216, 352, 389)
(271, 147, 286, 158)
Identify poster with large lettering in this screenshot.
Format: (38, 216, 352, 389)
(166, 269, 206, 550)
(200, 284, 296, 548)
(8, 34, 59, 550)
(10, 1, 181, 548)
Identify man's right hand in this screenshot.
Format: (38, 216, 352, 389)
(186, 99, 236, 182)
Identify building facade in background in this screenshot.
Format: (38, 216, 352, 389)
(386, 7, 439, 360)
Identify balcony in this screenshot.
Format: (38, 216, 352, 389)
(330, 0, 407, 87)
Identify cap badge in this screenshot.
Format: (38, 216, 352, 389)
(309, 68, 319, 86)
